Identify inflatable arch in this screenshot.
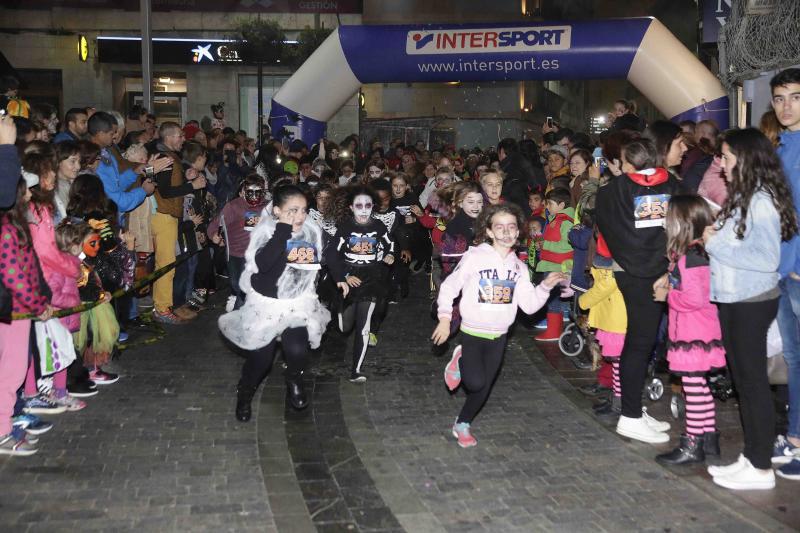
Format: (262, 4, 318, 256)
(269, 17, 728, 142)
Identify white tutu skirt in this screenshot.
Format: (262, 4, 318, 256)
(218, 292, 331, 351)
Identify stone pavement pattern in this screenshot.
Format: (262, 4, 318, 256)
(0, 282, 796, 532)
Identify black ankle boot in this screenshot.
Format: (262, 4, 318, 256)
(286, 373, 308, 411)
(703, 430, 721, 457)
(655, 434, 705, 465)
(235, 385, 256, 422)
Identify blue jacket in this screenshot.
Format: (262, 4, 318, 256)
(96, 148, 146, 213)
(706, 190, 781, 303)
(778, 129, 800, 278)
(0, 145, 19, 209)
(53, 131, 79, 144)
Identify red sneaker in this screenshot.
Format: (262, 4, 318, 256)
(452, 421, 477, 448)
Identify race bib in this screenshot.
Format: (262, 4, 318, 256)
(243, 210, 261, 232)
(478, 279, 516, 305)
(395, 205, 412, 216)
(286, 240, 318, 265)
(348, 235, 377, 255)
(633, 194, 670, 228)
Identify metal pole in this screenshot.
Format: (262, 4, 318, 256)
(257, 62, 263, 147)
(140, 0, 153, 113)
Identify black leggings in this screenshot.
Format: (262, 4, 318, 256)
(339, 300, 377, 374)
(457, 332, 507, 424)
(615, 272, 665, 418)
(239, 327, 309, 389)
(718, 299, 778, 469)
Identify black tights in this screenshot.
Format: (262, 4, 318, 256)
(457, 333, 507, 424)
(239, 327, 309, 390)
(339, 300, 377, 374)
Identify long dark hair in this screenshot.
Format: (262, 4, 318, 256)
(718, 128, 798, 241)
(22, 151, 56, 213)
(66, 173, 117, 220)
(643, 120, 682, 169)
(666, 195, 714, 260)
(1, 179, 33, 248)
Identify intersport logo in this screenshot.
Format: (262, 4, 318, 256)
(406, 26, 571, 55)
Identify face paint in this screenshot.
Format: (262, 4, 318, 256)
(244, 184, 265, 207)
(368, 167, 382, 179)
(351, 194, 373, 223)
(82, 233, 101, 258)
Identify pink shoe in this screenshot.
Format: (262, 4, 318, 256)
(444, 345, 463, 391)
(452, 421, 477, 448)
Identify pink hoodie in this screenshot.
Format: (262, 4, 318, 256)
(437, 243, 551, 336)
(697, 156, 728, 207)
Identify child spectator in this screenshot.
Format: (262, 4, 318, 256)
(528, 190, 544, 219)
(535, 187, 575, 341)
(653, 195, 726, 466)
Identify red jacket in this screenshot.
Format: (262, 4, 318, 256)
(539, 211, 574, 265)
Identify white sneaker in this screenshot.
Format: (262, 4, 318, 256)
(225, 295, 236, 312)
(708, 453, 748, 477)
(712, 457, 776, 490)
(616, 415, 670, 444)
(641, 407, 670, 432)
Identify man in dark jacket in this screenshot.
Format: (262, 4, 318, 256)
(0, 114, 18, 208)
(498, 138, 546, 215)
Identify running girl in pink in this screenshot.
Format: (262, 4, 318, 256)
(432, 203, 564, 448)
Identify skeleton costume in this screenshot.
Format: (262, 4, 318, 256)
(218, 206, 330, 350)
(325, 202, 395, 381)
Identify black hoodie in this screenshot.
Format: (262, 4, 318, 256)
(596, 168, 679, 278)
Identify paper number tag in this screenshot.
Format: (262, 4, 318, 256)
(633, 194, 670, 228)
(478, 279, 516, 305)
(286, 240, 317, 264)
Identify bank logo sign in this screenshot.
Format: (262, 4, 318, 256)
(406, 26, 571, 55)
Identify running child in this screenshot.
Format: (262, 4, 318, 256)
(432, 203, 565, 447)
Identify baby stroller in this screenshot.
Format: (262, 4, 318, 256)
(559, 288, 589, 358)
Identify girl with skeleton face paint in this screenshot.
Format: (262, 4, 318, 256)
(324, 186, 396, 383)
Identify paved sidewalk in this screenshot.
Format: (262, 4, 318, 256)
(1, 280, 797, 532)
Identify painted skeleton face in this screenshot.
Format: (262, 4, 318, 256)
(368, 166, 382, 179)
(244, 184, 265, 207)
(350, 194, 373, 224)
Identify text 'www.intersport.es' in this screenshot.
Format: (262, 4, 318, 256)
(417, 58, 560, 74)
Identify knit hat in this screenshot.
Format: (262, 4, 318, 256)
(21, 168, 38, 188)
(183, 122, 200, 140)
(545, 145, 568, 159)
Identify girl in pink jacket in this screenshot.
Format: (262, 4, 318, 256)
(653, 195, 726, 466)
(432, 204, 564, 448)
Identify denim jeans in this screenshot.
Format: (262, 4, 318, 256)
(777, 277, 800, 439)
(228, 256, 246, 309)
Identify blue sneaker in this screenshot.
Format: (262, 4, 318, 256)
(534, 318, 548, 329)
(118, 330, 129, 343)
(11, 425, 38, 446)
(22, 394, 66, 415)
(772, 435, 800, 465)
(777, 458, 800, 481)
(12, 414, 54, 436)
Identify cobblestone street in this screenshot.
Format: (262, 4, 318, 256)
(0, 280, 797, 532)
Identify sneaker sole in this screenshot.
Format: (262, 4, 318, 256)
(349, 377, 367, 383)
(0, 447, 38, 457)
(616, 426, 670, 444)
(91, 378, 119, 386)
(771, 454, 799, 465)
(69, 390, 99, 398)
(24, 424, 54, 436)
(712, 476, 775, 490)
(23, 405, 67, 415)
(776, 469, 800, 481)
(444, 346, 462, 391)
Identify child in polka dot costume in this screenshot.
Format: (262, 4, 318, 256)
(0, 179, 53, 456)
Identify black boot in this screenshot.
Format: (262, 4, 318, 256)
(235, 384, 257, 422)
(286, 373, 308, 411)
(593, 395, 621, 416)
(655, 434, 705, 466)
(703, 430, 721, 457)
